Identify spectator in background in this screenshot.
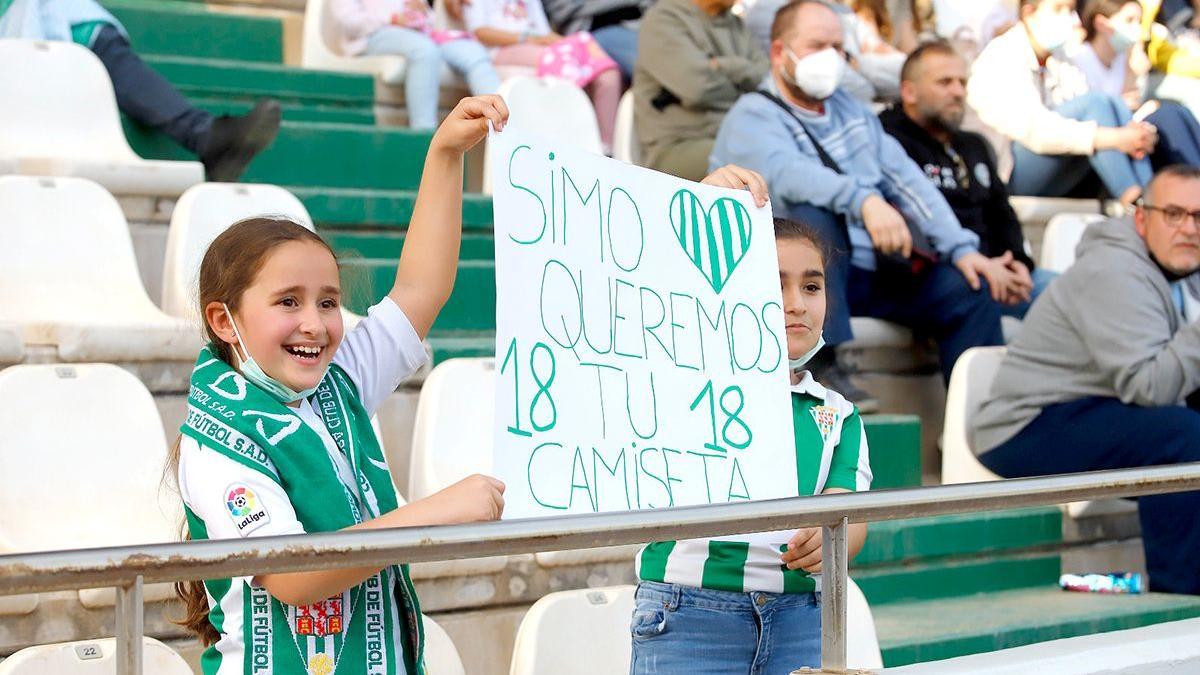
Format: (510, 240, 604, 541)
(881, 41, 1047, 318)
(330, 0, 500, 130)
(0, 0, 280, 181)
(852, 0, 896, 51)
(1139, 0, 1200, 119)
(847, 0, 906, 97)
(969, 0, 1159, 206)
(1074, 0, 1200, 167)
(463, 0, 622, 153)
(631, 0, 767, 181)
(711, 0, 1007, 403)
(972, 164, 1200, 596)
(745, 0, 891, 103)
(540, 0, 651, 81)
(885, 0, 919, 52)
(979, 0, 1020, 46)
(1154, 0, 1198, 33)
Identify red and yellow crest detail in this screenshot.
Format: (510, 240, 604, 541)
(809, 406, 839, 442)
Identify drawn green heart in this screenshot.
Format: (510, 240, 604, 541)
(668, 189, 753, 294)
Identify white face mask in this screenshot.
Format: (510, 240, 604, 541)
(789, 333, 826, 372)
(1109, 20, 1141, 52)
(1027, 10, 1077, 53)
(223, 304, 325, 404)
(786, 47, 845, 101)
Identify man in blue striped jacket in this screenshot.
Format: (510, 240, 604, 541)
(711, 0, 1010, 394)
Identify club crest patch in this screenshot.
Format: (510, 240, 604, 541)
(809, 406, 839, 442)
(974, 162, 991, 189)
(296, 596, 345, 637)
(225, 484, 270, 535)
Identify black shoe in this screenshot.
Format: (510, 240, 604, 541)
(199, 99, 282, 182)
(811, 360, 881, 414)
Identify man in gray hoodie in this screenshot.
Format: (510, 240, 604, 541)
(972, 164, 1200, 595)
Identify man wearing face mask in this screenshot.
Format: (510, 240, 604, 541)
(631, 0, 768, 181)
(968, 0, 1160, 206)
(972, 165, 1200, 596)
(711, 0, 1005, 401)
(881, 41, 1050, 319)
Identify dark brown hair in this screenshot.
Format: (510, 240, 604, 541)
(900, 39, 963, 84)
(1081, 0, 1139, 42)
(774, 216, 831, 267)
(170, 216, 336, 646)
(851, 0, 894, 41)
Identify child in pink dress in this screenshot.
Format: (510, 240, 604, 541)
(464, 0, 621, 153)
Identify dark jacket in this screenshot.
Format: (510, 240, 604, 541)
(541, 0, 651, 34)
(879, 105, 1035, 271)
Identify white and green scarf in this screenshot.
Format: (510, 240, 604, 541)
(182, 345, 425, 675)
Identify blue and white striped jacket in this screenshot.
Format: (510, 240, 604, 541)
(711, 77, 980, 271)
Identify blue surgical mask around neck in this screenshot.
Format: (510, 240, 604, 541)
(789, 333, 826, 372)
(1108, 20, 1140, 52)
(223, 303, 323, 404)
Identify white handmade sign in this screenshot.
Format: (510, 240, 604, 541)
(490, 126, 795, 519)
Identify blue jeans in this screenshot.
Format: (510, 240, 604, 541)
(1009, 92, 1152, 199)
(629, 581, 822, 675)
(999, 267, 1058, 319)
(364, 28, 500, 129)
(847, 263, 1004, 383)
(979, 397, 1200, 595)
(1147, 101, 1200, 168)
(787, 203, 1005, 382)
(592, 24, 638, 82)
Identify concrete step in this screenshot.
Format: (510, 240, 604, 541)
(856, 415, 922, 490)
(127, 120, 432, 190)
(104, 0, 283, 63)
(858, 552, 1062, 606)
(140, 55, 374, 111)
(341, 258, 493, 330)
(183, 98, 376, 125)
(301, 188, 495, 229)
(874, 586, 1200, 667)
(855, 507, 1062, 567)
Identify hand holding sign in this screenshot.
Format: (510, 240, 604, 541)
(490, 127, 794, 519)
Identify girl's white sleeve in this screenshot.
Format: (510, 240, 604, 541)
(179, 435, 306, 540)
(332, 297, 430, 416)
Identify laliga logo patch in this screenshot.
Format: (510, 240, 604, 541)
(225, 484, 270, 535)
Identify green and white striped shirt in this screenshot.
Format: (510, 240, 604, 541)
(636, 372, 872, 593)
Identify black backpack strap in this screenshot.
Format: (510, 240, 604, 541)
(755, 90, 842, 174)
(756, 91, 940, 269)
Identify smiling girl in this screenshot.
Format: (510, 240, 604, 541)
(630, 214, 873, 675)
(172, 95, 509, 675)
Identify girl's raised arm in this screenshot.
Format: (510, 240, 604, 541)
(388, 95, 509, 338)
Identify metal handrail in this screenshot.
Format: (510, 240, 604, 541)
(3, 462, 1200, 674)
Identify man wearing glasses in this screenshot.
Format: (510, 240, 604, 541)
(881, 40, 1047, 318)
(972, 164, 1200, 596)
